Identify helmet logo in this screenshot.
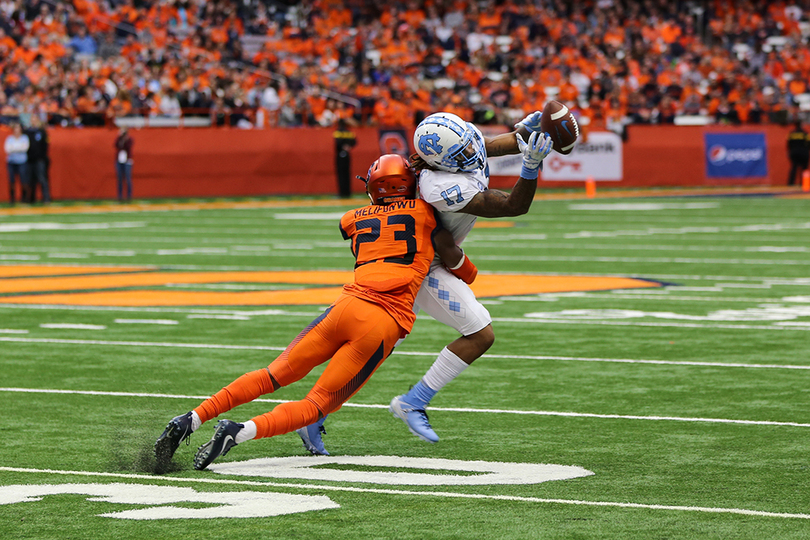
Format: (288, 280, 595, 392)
(418, 133, 443, 156)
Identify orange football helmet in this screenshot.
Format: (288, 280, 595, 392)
(361, 154, 416, 205)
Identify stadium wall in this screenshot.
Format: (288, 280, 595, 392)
(0, 124, 794, 202)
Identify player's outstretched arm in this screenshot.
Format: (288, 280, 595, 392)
(460, 131, 553, 218)
(483, 131, 521, 157)
(433, 228, 477, 284)
(483, 111, 543, 157)
(457, 183, 535, 218)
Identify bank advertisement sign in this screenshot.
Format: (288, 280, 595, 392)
(487, 131, 623, 181)
(704, 133, 767, 178)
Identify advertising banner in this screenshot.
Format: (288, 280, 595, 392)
(488, 131, 623, 181)
(704, 133, 767, 178)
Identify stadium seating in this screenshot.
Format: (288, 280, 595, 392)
(0, 0, 807, 131)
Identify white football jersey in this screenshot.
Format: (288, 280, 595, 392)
(417, 124, 490, 249)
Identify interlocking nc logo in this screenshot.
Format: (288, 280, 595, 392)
(418, 133, 443, 156)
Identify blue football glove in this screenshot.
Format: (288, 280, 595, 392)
(516, 131, 553, 180)
(514, 111, 543, 133)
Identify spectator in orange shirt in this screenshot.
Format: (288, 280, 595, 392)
(76, 87, 104, 126)
(0, 27, 16, 54)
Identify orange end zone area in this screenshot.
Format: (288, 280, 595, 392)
(0, 265, 662, 306)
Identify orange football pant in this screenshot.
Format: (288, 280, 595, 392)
(194, 294, 402, 439)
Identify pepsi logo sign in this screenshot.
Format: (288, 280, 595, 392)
(705, 132, 767, 178)
(707, 144, 763, 164)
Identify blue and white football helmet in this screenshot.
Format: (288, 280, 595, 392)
(413, 112, 485, 173)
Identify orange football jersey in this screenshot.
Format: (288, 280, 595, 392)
(339, 199, 441, 332)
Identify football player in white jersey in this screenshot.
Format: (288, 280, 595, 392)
(296, 111, 551, 454)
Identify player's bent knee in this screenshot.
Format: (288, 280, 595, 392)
(468, 324, 495, 354)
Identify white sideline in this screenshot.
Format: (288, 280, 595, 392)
(1, 387, 808, 428)
(1, 336, 808, 370)
(0, 466, 807, 520)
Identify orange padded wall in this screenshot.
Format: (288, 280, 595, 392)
(0, 124, 794, 202)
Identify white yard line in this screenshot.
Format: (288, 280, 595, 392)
(502, 294, 787, 303)
(393, 351, 810, 370)
(0, 254, 39, 260)
(465, 242, 810, 253)
(0, 337, 808, 370)
(0, 304, 320, 316)
(475, 255, 810, 266)
(113, 319, 179, 325)
(1, 387, 808, 428)
(39, 323, 106, 330)
(0, 336, 285, 351)
(46, 253, 90, 259)
(491, 317, 810, 331)
(0, 233, 335, 244)
(0, 466, 807, 520)
(186, 314, 252, 320)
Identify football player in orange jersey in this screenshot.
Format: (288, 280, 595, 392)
(155, 154, 478, 470)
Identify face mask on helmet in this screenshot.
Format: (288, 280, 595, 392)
(360, 154, 416, 205)
(413, 113, 485, 173)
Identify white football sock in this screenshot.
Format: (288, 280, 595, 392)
(421, 347, 470, 391)
(190, 410, 201, 432)
(235, 420, 257, 444)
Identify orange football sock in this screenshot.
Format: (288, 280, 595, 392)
(251, 399, 321, 439)
(194, 368, 276, 424)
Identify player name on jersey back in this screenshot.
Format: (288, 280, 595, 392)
(352, 199, 420, 218)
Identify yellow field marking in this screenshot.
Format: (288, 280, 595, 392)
(0, 266, 660, 306)
(0, 265, 152, 279)
(474, 221, 514, 228)
(781, 192, 810, 199)
(0, 199, 359, 216)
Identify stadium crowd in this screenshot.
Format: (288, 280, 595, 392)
(0, 0, 808, 132)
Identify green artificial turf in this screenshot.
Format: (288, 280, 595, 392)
(0, 194, 808, 539)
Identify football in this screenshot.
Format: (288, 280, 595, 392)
(539, 100, 580, 155)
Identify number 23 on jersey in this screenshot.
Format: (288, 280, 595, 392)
(340, 200, 439, 269)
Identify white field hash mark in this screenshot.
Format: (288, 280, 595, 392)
(1, 388, 808, 428)
(39, 323, 107, 330)
(0, 467, 807, 520)
(113, 319, 179, 325)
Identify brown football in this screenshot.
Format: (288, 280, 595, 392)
(539, 100, 580, 155)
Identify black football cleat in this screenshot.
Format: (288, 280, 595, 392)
(193, 419, 243, 470)
(155, 411, 194, 467)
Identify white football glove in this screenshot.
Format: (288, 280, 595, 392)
(514, 111, 543, 133)
(516, 131, 553, 179)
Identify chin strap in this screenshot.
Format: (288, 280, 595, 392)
(358, 175, 374, 204)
